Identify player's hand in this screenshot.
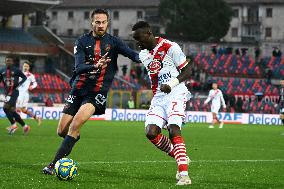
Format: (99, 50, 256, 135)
(90, 52, 111, 74)
(223, 105, 227, 110)
(97, 52, 111, 68)
(28, 86, 34, 91)
(160, 83, 171, 94)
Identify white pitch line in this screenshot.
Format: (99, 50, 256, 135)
(33, 159, 284, 166)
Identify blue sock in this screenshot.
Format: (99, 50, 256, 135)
(51, 135, 77, 166)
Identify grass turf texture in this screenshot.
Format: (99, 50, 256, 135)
(0, 119, 284, 189)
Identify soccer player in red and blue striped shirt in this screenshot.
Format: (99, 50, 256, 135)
(43, 9, 140, 175)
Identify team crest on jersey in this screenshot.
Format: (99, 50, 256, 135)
(105, 44, 111, 52)
(147, 59, 163, 74)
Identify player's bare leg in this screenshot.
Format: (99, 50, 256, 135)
(19, 107, 42, 126)
(5, 104, 30, 134)
(4, 104, 18, 134)
(209, 113, 216, 128)
(145, 124, 175, 158)
(168, 124, 191, 185)
(212, 112, 224, 128)
(57, 113, 74, 138)
(43, 103, 95, 175)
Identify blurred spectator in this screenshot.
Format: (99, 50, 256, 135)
(1, 16, 8, 28)
(121, 65, 128, 76)
(199, 69, 207, 89)
(140, 100, 150, 109)
(265, 68, 272, 84)
(241, 48, 248, 56)
(242, 99, 250, 113)
(45, 97, 53, 107)
(272, 47, 282, 57)
(211, 44, 217, 55)
(235, 48, 240, 56)
(236, 97, 243, 112)
(136, 65, 142, 80)
(130, 67, 136, 79)
(127, 96, 135, 109)
(225, 47, 232, 54)
(228, 95, 235, 108)
(255, 47, 260, 59)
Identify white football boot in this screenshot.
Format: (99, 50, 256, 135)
(176, 175, 192, 185)
(219, 122, 224, 128)
(175, 156, 191, 180)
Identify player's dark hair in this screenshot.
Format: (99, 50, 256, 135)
(132, 21, 150, 31)
(23, 60, 31, 66)
(90, 8, 109, 20)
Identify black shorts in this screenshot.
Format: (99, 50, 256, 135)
(62, 92, 107, 116)
(4, 90, 19, 107)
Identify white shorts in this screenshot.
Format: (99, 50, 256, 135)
(16, 92, 29, 108)
(145, 92, 188, 129)
(211, 105, 220, 114)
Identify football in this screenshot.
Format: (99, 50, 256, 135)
(54, 158, 78, 180)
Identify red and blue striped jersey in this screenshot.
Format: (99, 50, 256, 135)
(70, 32, 139, 96)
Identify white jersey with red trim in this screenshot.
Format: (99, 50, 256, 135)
(139, 37, 188, 96)
(18, 71, 37, 94)
(205, 89, 226, 108)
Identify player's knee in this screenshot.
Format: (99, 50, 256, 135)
(72, 117, 86, 127)
(21, 108, 27, 113)
(168, 124, 181, 138)
(145, 125, 160, 140)
(57, 129, 67, 138)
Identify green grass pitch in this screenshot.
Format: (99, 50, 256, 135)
(0, 119, 284, 189)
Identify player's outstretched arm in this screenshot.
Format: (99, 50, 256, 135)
(116, 37, 140, 63)
(221, 92, 226, 109)
(16, 69, 27, 88)
(204, 91, 212, 105)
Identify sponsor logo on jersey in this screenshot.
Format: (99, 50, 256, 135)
(66, 95, 76, 104)
(95, 94, 107, 105)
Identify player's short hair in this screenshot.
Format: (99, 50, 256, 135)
(132, 21, 150, 31)
(23, 60, 31, 66)
(90, 8, 109, 20)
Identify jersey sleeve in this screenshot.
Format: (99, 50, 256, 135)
(116, 37, 140, 63)
(17, 69, 27, 87)
(168, 43, 188, 70)
(139, 49, 150, 62)
(220, 91, 226, 107)
(205, 90, 213, 104)
(74, 38, 95, 75)
(30, 74, 38, 89)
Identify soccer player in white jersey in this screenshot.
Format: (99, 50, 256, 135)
(132, 21, 192, 185)
(204, 82, 226, 128)
(17, 61, 42, 125)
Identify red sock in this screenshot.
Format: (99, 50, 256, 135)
(171, 136, 188, 174)
(149, 133, 174, 158)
